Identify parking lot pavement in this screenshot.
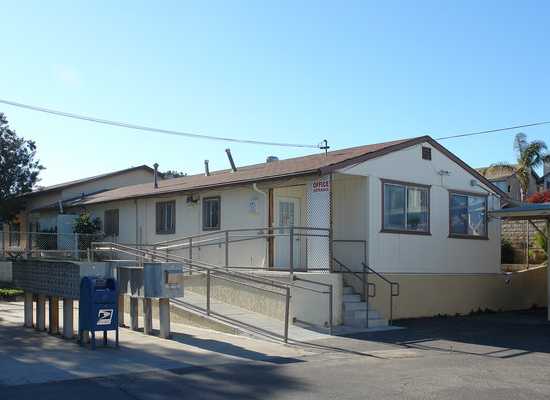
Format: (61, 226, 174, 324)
(2, 301, 550, 399)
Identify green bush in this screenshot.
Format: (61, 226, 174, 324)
(501, 238, 515, 263)
(534, 226, 548, 260)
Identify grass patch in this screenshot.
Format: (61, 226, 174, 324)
(0, 288, 24, 298)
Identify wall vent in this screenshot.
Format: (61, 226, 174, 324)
(422, 146, 432, 160)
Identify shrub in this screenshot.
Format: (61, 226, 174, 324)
(501, 238, 515, 263)
(534, 226, 548, 259)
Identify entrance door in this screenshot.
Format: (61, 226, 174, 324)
(274, 197, 302, 269)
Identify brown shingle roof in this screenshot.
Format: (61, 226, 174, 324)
(25, 165, 154, 197)
(57, 135, 506, 207)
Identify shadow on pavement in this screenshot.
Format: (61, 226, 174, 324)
(1, 362, 306, 400)
(341, 308, 550, 358)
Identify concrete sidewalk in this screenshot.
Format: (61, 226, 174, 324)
(0, 301, 312, 386)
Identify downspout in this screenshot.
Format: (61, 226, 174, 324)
(134, 199, 139, 245)
(252, 183, 268, 226)
(252, 183, 269, 267)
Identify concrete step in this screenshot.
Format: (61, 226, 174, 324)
(343, 309, 382, 321)
(343, 294, 361, 302)
(343, 301, 375, 312)
(343, 286, 355, 295)
(343, 315, 389, 328)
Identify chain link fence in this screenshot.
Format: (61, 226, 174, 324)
(0, 231, 104, 261)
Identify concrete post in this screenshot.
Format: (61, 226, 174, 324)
(63, 298, 74, 339)
(24, 292, 33, 328)
(36, 295, 46, 331)
(547, 220, 550, 321)
(143, 298, 153, 335)
(118, 294, 126, 327)
(159, 298, 170, 339)
(130, 297, 139, 331)
(48, 296, 60, 335)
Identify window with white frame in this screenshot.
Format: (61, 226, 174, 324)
(449, 192, 487, 238)
(382, 180, 430, 234)
(202, 196, 220, 230)
(156, 201, 176, 234)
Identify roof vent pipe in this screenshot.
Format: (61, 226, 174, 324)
(153, 163, 159, 189)
(266, 156, 279, 163)
(225, 148, 237, 172)
(204, 160, 210, 176)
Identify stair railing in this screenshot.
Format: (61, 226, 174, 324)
(361, 262, 400, 325)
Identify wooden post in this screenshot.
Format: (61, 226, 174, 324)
(63, 298, 74, 339)
(159, 298, 170, 339)
(36, 295, 46, 331)
(130, 297, 139, 331)
(24, 292, 33, 328)
(48, 296, 60, 335)
(118, 294, 126, 327)
(143, 298, 153, 335)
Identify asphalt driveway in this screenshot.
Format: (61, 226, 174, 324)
(2, 304, 550, 399)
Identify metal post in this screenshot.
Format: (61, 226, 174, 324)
(284, 287, 290, 343)
(328, 284, 333, 336)
(526, 221, 530, 269)
(206, 270, 211, 316)
(74, 233, 79, 259)
(389, 288, 393, 326)
(49, 296, 60, 335)
(289, 227, 294, 280)
(36, 295, 46, 331)
(364, 264, 369, 329)
(159, 298, 170, 339)
(87, 248, 91, 262)
(189, 237, 193, 260)
(63, 298, 74, 339)
(24, 292, 33, 328)
(225, 231, 229, 269)
(143, 298, 153, 335)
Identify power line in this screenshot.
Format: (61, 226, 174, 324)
(0, 99, 321, 149)
(436, 121, 550, 140)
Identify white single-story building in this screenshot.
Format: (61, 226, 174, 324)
(9, 136, 547, 323)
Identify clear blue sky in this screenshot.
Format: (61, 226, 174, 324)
(1, 0, 549, 186)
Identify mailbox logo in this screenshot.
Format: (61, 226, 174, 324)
(97, 309, 114, 325)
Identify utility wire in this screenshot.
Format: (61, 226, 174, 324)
(436, 121, 550, 140)
(0, 98, 321, 149)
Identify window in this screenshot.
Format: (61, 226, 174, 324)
(382, 180, 430, 234)
(156, 201, 176, 234)
(422, 146, 432, 160)
(493, 180, 509, 193)
(9, 223, 21, 247)
(449, 192, 487, 238)
(202, 196, 220, 230)
(104, 209, 119, 237)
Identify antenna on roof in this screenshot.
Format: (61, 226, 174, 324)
(225, 148, 237, 172)
(320, 139, 330, 156)
(204, 160, 210, 176)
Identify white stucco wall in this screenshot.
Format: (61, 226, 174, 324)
(338, 142, 501, 275)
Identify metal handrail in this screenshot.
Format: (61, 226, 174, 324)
(332, 257, 373, 329)
(92, 240, 334, 341)
(362, 262, 399, 325)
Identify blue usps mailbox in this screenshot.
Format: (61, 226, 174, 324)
(79, 276, 119, 349)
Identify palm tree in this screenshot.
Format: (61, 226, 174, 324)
(484, 133, 550, 201)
